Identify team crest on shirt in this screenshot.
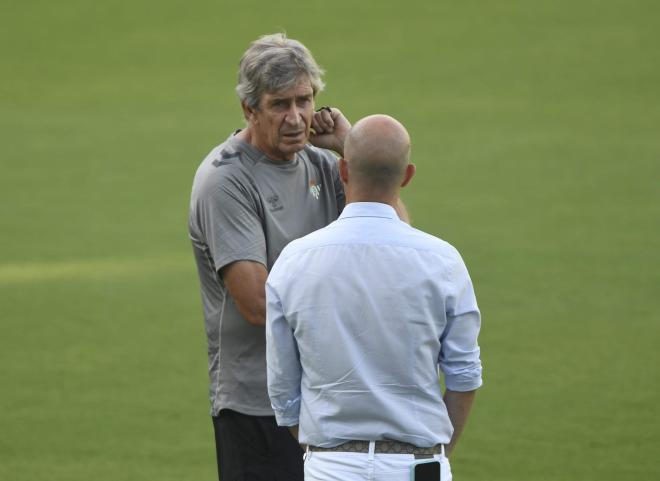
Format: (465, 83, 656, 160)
(309, 180, 322, 200)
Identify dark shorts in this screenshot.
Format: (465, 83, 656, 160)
(212, 409, 304, 481)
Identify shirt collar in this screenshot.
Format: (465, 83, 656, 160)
(338, 202, 399, 221)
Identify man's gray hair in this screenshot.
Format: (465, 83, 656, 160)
(236, 33, 325, 110)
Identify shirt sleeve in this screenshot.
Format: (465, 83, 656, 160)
(197, 169, 266, 273)
(439, 253, 483, 392)
(265, 278, 302, 426)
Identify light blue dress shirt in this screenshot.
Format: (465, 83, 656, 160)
(266, 202, 482, 448)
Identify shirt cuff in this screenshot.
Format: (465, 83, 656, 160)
(272, 396, 301, 427)
(444, 368, 483, 392)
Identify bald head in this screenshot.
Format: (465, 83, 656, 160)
(343, 115, 411, 195)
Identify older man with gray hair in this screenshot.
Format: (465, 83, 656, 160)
(266, 115, 483, 480)
(189, 33, 353, 480)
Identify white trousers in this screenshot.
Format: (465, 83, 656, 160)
(304, 442, 452, 481)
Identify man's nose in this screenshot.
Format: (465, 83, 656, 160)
(284, 104, 302, 125)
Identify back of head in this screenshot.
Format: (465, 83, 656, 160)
(344, 115, 411, 194)
(236, 33, 325, 109)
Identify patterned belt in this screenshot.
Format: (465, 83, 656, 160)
(308, 440, 443, 455)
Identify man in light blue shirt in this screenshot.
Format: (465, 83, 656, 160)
(266, 114, 482, 480)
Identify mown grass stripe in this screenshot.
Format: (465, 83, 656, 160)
(0, 256, 191, 284)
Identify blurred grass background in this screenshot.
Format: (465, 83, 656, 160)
(1, 0, 658, 479)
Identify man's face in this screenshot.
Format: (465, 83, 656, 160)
(248, 77, 315, 161)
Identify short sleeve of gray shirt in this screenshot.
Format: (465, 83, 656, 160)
(191, 153, 267, 272)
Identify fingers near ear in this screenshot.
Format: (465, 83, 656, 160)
(312, 109, 334, 133)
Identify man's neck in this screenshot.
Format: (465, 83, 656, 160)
(234, 127, 249, 142)
(345, 190, 399, 210)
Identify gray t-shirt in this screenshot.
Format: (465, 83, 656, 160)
(189, 134, 345, 416)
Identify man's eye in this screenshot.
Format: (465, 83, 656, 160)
(271, 99, 289, 109)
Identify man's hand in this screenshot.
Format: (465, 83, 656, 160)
(310, 107, 351, 156)
(288, 425, 299, 441)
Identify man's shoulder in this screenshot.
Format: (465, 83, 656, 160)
(405, 224, 450, 247)
(192, 137, 258, 194)
(301, 144, 338, 169)
(403, 224, 462, 258)
(199, 136, 257, 173)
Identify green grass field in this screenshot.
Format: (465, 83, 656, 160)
(1, 0, 659, 479)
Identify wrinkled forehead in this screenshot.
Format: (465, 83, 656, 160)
(260, 76, 314, 102)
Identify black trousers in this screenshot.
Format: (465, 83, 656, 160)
(212, 409, 304, 481)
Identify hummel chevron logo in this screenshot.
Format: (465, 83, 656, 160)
(212, 151, 241, 168)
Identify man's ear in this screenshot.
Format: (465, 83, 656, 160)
(241, 101, 256, 123)
(339, 158, 349, 184)
(400, 163, 416, 188)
